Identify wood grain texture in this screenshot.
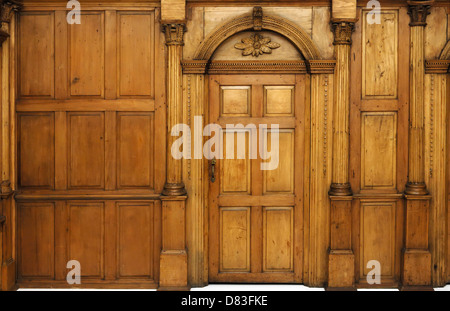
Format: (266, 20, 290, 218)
(362, 10, 398, 99)
(424, 73, 447, 286)
(361, 112, 397, 190)
(14, 6, 163, 289)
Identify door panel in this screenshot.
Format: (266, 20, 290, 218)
(209, 74, 304, 283)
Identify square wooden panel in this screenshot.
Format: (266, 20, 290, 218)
(18, 203, 55, 279)
(19, 12, 55, 98)
(117, 11, 155, 98)
(68, 112, 105, 189)
(264, 86, 294, 116)
(117, 202, 154, 279)
(361, 112, 397, 190)
(263, 207, 294, 272)
(362, 10, 398, 99)
(263, 130, 294, 194)
(220, 86, 251, 116)
(360, 202, 396, 279)
(69, 12, 105, 97)
(117, 113, 154, 189)
(68, 202, 105, 279)
(220, 130, 252, 194)
(18, 113, 55, 189)
(219, 207, 251, 272)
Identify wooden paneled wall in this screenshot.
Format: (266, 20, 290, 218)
(349, 6, 409, 287)
(14, 4, 165, 288)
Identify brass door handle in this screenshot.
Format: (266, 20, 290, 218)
(210, 158, 216, 183)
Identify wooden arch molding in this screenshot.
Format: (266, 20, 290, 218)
(192, 6, 322, 61)
(440, 40, 450, 60)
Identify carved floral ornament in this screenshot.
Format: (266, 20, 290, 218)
(234, 33, 280, 57)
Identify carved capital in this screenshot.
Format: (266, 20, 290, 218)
(0, 0, 21, 45)
(331, 21, 355, 45)
(0, 0, 21, 24)
(407, 0, 434, 27)
(162, 23, 186, 46)
(425, 60, 450, 74)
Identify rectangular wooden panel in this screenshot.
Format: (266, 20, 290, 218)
(19, 12, 55, 98)
(220, 86, 251, 116)
(264, 130, 294, 193)
(118, 12, 154, 97)
(68, 112, 105, 189)
(263, 207, 294, 272)
(219, 207, 251, 272)
(117, 113, 154, 189)
(118, 202, 154, 278)
(360, 202, 396, 278)
(362, 10, 398, 99)
(18, 203, 55, 278)
(361, 112, 397, 190)
(18, 113, 54, 189)
(69, 12, 105, 97)
(220, 131, 251, 194)
(68, 202, 105, 278)
(264, 86, 294, 116)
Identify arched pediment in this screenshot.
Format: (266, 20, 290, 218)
(193, 7, 322, 61)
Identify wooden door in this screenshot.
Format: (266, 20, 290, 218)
(208, 74, 304, 283)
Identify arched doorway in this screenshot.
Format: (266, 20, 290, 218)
(182, 7, 335, 285)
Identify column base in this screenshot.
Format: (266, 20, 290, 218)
(399, 285, 434, 291)
(404, 182, 428, 195)
(329, 183, 352, 196)
(162, 182, 187, 196)
(402, 249, 432, 287)
(2, 258, 16, 291)
(327, 250, 355, 289)
(159, 250, 188, 289)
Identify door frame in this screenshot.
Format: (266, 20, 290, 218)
(206, 73, 307, 283)
(180, 6, 336, 287)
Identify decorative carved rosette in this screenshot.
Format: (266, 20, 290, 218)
(407, 0, 434, 27)
(234, 33, 280, 57)
(331, 21, 355, 45)
(162, 23, 186, 46)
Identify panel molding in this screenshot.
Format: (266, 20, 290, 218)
(360, 112, 398, 191)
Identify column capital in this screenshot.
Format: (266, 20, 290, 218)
(162, 23, 187, 46)
(407, 0, 434, 27)
(0, 0, 21, 24)
(331, 21, 355, 46)
(0, 0, 21, 45)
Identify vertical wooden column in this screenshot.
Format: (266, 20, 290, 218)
(424, 60, 449, 286)
(0, 0, 21, 291)
(401, 0, 433, 290)
(327, 12, 356, 288)
(159, 21, 189, 290)
(306, 61, 335, 286)
(181, 61, 209, 287)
